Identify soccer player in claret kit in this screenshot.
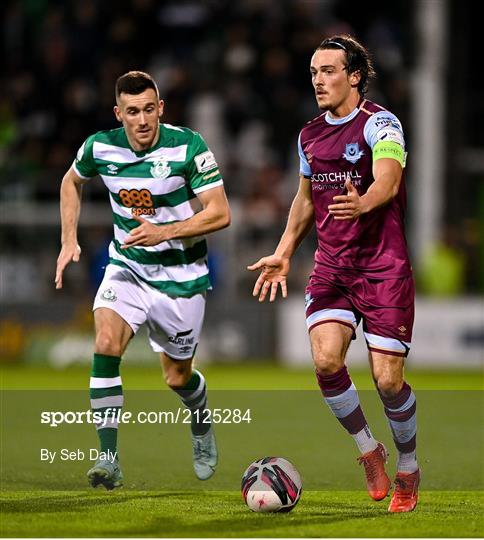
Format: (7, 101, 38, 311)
(249, 35, 420, 512)
(55, 71, 230, 489)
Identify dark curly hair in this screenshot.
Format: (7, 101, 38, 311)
(316, 35, 376, 95)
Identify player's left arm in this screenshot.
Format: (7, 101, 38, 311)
(329, 111, 405, 220)
(121, 186, 230, 247)
(328, 159, 402, 220)
(362, 157, 403, 212)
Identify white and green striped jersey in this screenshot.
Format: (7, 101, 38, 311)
(73, 123, 224, 297)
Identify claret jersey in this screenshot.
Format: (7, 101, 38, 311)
(74, 123, 223, 297)
(298, 99, 411, 279)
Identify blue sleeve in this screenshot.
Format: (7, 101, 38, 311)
(363, 111, 405, 150)
(298, 133, 312, 177)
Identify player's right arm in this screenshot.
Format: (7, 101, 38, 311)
(56, 134, 98, 289)
(247, 175, 314, 302)
(55, 167, 89, 289)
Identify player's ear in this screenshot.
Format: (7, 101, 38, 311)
(158, 100, 164, 118)
(349, 70, 361, 88)
(114, 105, 122, 123)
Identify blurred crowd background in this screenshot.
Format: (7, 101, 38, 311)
(1, 0, 482, 364)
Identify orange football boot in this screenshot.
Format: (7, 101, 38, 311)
(357, 442, 391, 501)
(388, 469, 420, 513)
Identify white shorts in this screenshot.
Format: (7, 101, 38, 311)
(93, 264, 206, 360)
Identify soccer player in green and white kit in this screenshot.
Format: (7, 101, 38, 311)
(55, 71, 230, 489)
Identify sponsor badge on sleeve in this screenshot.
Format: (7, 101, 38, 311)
(194, 151, 218, 173)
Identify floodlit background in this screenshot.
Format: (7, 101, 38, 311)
(1, 0, 482, 369)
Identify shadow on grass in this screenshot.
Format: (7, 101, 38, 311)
(0, 491, 193, 514)
(113, 503, 387, 538)
(2, 491, 483, 538)
(1, 491, 387, 538)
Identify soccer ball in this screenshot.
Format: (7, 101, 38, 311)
(241, 457, 302, 513)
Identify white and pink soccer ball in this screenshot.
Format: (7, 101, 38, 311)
(241, 457, 302, 513)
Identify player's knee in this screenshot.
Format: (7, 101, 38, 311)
(94, 332, 123, 357)
(164, 367, 191, 389)
(376, 375, 403, 397)
(313, 352, 344, 376)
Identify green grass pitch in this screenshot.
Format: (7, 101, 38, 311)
(1, 363, 483, 538)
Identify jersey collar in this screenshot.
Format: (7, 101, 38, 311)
(325, 106, 360, 125)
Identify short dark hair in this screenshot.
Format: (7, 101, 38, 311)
(115, 71, 159, 99)
(316, 35, 375, 95)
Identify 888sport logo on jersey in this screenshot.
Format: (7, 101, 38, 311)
(118, 188, 156, 216)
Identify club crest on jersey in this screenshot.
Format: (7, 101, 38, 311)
(150, 157, 171, 179)
(342, 142, 364, 164)
(101, 287, 117, 302)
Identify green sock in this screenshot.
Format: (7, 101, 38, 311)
(172, 370, 210, 436)
(89, 353, 123, 457)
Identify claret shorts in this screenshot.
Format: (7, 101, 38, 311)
(305, 270, 414, 357)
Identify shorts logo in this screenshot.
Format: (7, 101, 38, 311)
(398, 325, 407, 335)
(304, 293, 314, 309)
(342, 142, 364, 164)
(101, 287, 117, 302)
(150, 157, 171, 179)
(168, 329, 194, 346)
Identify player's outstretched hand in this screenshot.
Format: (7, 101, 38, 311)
(121, 215, 168, 248)
(247, 255, 290, 302)
(55, 243, 81, 289)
